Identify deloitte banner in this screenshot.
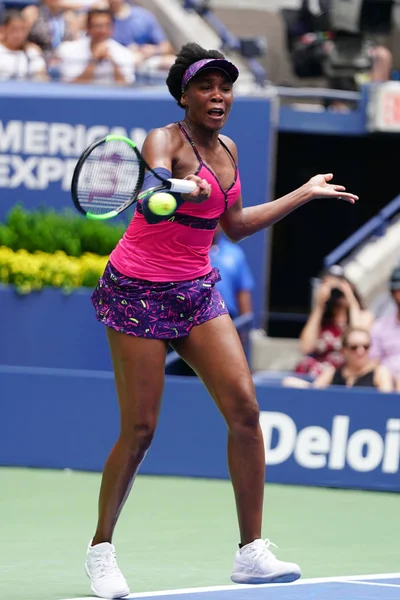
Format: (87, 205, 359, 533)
(259, 408, 400, 483)
(1, 371, 399, 491)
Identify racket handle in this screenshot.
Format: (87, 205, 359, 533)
(168, 179, 198, 194)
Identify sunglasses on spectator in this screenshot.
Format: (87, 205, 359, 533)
(345, 343, 370, 351)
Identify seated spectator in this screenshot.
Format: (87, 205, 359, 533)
(108, 0, 175, 73)
(210, 225, 254, 321)
(370, 266, 400, 388)
(23, 0, 80, 55)
(284, 328, 394, 393)
(56, 8, 135, 85)
(294, 266, 373, 378)
(0, 10, 48, 81)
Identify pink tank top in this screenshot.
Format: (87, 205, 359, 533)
(110, 123, 242, 282)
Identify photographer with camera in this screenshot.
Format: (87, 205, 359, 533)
(292, 266, 374, 379)
(285, 0, 393, 95)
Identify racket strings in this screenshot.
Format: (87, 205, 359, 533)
(77, 140, 142, 215)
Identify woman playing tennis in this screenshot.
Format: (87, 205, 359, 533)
(86, 42, 358, 598)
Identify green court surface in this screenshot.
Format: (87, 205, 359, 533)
(1, 467, 399, 600)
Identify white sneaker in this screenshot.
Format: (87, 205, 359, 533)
(85, 541, 130, 599)
(231, 538, 301, 584)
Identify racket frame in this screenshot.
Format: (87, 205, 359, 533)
(71, 135, 197, 221)
(71, 135, 144, 220)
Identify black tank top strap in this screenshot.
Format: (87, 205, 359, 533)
(218, 137, 238, 167)
(177, 121, 237, 170)
(177, 122, 203, 163)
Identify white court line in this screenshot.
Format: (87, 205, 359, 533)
(345, 581, 400, 589)
(61, 573, 400, 600)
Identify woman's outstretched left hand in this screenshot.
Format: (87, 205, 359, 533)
(307, 174, 359, 204)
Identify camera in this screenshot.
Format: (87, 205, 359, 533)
(282, 0, 395, 90)
(325, 0, 394, 89)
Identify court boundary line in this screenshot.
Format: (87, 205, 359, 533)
(344, 580, 400, 589)
(61, 573, 400, 600)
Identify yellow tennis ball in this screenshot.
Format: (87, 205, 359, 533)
(148, 192, 177, 216)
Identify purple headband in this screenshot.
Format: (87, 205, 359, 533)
(181, 58, 239, 93)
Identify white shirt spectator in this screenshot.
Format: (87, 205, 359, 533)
(57, 36, 135, 84)
(0, 43, 46, 80)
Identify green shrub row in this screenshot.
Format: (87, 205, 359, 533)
(0, 205, 125, 257)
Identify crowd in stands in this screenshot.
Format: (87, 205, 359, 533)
(0, 0, 175, 84)
(0, 0, 395, 93)
(283, 264, 400, 393)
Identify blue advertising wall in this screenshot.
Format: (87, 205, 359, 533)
(1, 367, 399, 492)
(0, 286, 112, 370)
(0, 82, 277, 328)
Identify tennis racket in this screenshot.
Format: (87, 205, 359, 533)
(70, 134, 197, 220)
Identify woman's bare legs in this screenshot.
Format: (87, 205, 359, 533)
(172, 315, 264, 545)
(92, 329, 168, 545)
(172, 315, 301, 584)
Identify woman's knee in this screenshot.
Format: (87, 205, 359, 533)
(120, 421, 156, 456)
(224, 388, 260, 436)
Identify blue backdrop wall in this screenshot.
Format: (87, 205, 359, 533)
(1, 367, 399, 492)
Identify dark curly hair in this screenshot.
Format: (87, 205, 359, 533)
(321, 278, 364, 328)
(166, 43, 225, 108)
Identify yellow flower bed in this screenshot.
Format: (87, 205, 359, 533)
(0, 246, 108, 294)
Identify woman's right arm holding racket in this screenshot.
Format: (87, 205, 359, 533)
(141, 128, 211, 205)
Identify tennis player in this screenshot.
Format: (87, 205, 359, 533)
(86, 42, 358, 598)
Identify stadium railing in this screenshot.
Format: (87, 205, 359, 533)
(324, 193, 400, 268)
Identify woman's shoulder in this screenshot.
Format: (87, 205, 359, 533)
(374, 363, 392, 379)
(219, 134, 238, 160)
(145, 123, 180, 141)
(142, 123, 185, 161)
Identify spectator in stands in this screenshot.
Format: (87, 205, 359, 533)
(108, 0, 175, 73)
(370, 266, 400, 389)
(56, 8, 135, 85)
(0, 10, 48, 81)
(294, 265, 373, 378)
(284, 328, 394, 392)
(23, 0, 79, 55)
(210, 225, 254, 320)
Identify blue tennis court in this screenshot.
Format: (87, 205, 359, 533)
(65, 575, 400, 600)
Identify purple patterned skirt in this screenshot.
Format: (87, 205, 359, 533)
(91, 261, 229, 339)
